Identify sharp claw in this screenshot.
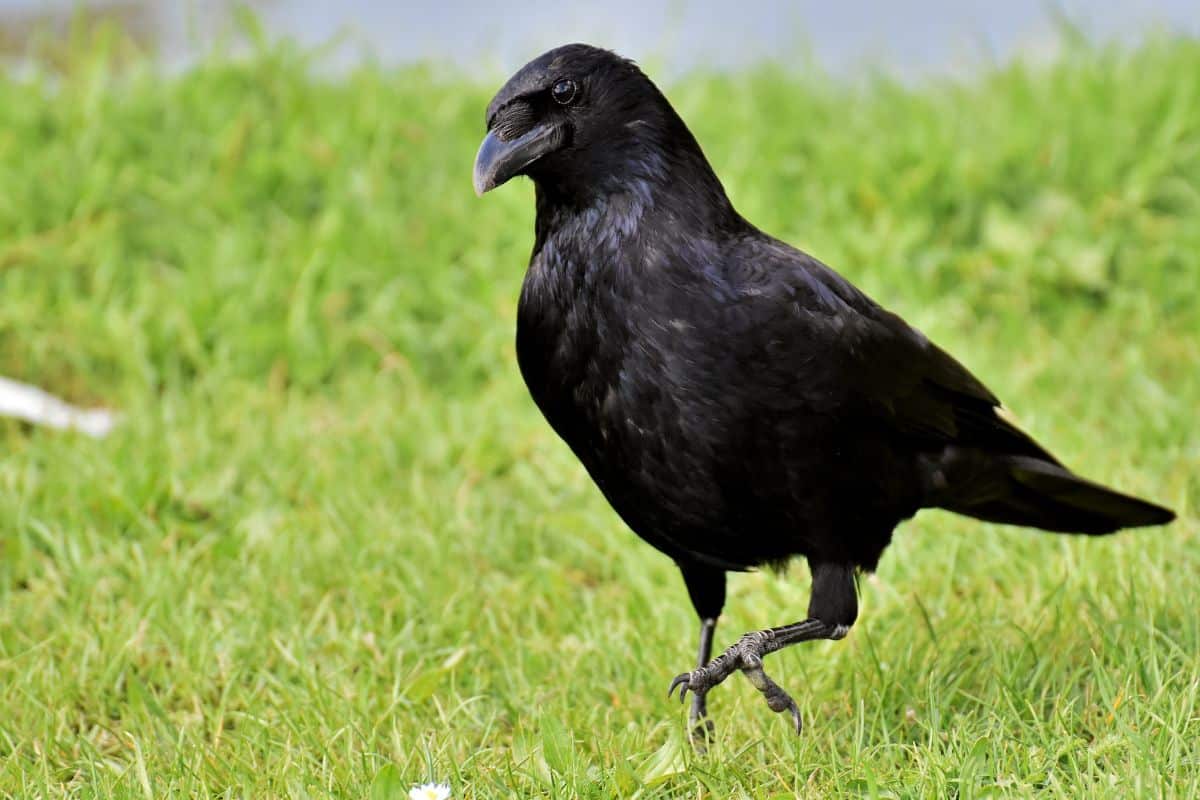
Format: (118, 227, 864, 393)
(789, 703, 803, 735)
(668, 673, 689, 702)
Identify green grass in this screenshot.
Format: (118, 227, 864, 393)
(1, 28, 1198, 799)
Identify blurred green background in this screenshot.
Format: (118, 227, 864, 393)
(0, 6, 1197, 798)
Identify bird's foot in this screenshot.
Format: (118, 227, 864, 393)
(669, 630, 802, 734)
(688, 696, 715, 750)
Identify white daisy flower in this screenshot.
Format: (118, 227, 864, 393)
(409, 782, 451, 800)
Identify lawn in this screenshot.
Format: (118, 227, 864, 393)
(0, 27, 1197, 799)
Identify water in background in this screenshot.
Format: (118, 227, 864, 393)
(1, 0, 1198, 77)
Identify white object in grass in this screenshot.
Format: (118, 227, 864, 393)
(0, 377, 117, 437)
(409, 783, 451, 800)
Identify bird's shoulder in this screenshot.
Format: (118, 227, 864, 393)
(706, 231, 1007, 433)
(705, 231, 913, 363)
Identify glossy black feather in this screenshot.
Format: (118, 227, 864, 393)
(494, 44, 1173, 581)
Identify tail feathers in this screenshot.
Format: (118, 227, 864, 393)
(927, 450, 1175, 535)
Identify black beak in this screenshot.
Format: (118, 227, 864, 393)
(473, 122, 562, 196)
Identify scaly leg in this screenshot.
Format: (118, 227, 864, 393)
(678, 563, 726, 743)
(690, 616, 718, 736)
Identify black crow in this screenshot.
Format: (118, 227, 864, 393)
(473, 43, 1175, 735)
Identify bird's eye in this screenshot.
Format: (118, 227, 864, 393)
(551, 79, 578, 105)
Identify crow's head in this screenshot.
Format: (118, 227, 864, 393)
(473, 44, 714, 203)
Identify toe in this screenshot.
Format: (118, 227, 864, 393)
(763, 684, 802, 733)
